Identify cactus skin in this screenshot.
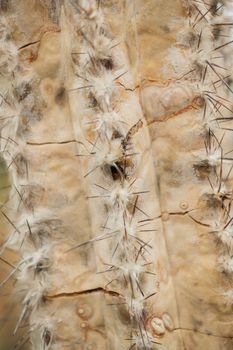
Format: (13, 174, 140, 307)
(0, 0, 233, 349)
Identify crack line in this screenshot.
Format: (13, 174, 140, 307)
(45, 287, 123, 300)
(26, 139, 82, 146)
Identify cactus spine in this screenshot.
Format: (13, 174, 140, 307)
(0, 0, 233, 349)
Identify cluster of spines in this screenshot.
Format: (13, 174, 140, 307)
(0, 12, 56, 350)
(0, 0, 233, 349)
(69, 1, 159, 349)
(177, 0, 233, 300)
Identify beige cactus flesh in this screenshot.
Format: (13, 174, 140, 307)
(0, 1, 233, 349)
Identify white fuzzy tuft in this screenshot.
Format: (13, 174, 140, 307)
(134, 329, 154, 350)
(218, 255, 233, 273)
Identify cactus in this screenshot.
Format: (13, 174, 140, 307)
(1, 0, 233, 349)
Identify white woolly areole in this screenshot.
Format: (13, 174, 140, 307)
(0, 40, 18, 75)
(88, 70, 116, 109)
(0, 17, 11, 41)
(119, 261, 143, 282)
(134, 329, 153, 350)
(18, 246, 51, 281)
(94, 137, 122, 166)
(122, 261, 143, 274)
(109, 183, 130, 210)
(124, 218, 137, 237)
(218, 255, 233, 273)
(217, 227, 233, 253)
(207, 148, 222, 166)
(94, 111, 126, 140)
(126, 297, 144, 320)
